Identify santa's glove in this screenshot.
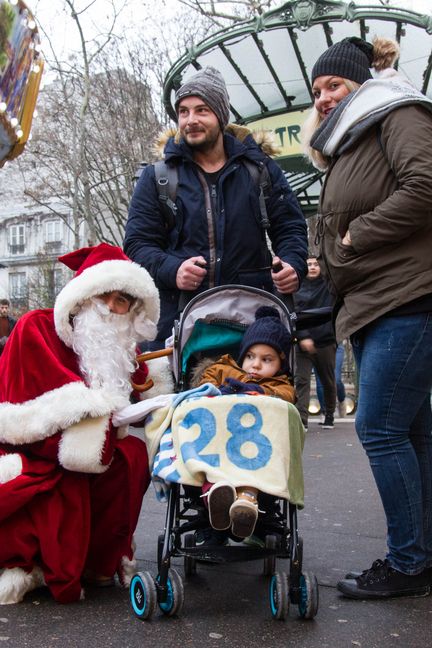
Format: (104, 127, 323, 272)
(0, 336, 7, 347)
(219, 378, 264, 395)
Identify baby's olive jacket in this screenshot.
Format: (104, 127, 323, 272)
(317, 104, 432, 341)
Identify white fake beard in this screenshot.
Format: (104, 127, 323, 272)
(72, 298, 138, 397)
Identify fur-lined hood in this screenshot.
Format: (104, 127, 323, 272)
(152, 123, 281, 160)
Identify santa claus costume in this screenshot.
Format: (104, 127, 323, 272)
(0, 243, 163, 604)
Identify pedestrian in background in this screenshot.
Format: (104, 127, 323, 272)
(293, 255, 336, 430)
(0, 298, 16, 356)
(315, 342, 347, 418)
(303, 36, 432, 599)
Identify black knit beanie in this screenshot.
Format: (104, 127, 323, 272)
(311, 37, 374, 86)
(174, 66, 230, 129)
(238, 306, 292, 374)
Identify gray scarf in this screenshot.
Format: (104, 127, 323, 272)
(311, 76, 432, 158)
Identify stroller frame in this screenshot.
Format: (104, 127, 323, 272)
(130, 286, 319, 621)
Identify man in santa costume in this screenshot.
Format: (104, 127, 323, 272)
(0, 243, 162, 605)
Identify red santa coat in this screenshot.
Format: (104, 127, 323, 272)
(0, 309, 150, 603)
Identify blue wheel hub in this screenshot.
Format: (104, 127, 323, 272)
(131, 575, 146, 616)
(158, 577, 174, 612)
(298, 574, 307, 616)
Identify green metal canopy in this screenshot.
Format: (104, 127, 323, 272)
(163, 0, 432, 216)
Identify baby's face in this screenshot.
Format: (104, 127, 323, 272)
(241, 343, 282, 380)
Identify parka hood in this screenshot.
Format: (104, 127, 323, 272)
(152, 123, 280, 163)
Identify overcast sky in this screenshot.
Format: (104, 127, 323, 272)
(31, 0, 432, 56)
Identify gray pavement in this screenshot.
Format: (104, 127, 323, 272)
(1, 418, 431, 647)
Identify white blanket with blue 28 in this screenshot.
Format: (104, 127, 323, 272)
(144, 385, 305, 506)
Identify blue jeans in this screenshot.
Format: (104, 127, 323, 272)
(316, 343, 346, 408)
(352, 314, 432, 574)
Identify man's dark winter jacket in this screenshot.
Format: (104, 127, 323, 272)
(124, 124, 307, 344)
(293, 276, 335, 347)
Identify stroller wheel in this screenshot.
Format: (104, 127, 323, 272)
(130, 571, 156, 621)
(263, 534, 277, 576)
(297, 571, 319, 619)
(157, 568, 184, 617)
(269, 571, 289, 620)
(184, 533, 197, 577)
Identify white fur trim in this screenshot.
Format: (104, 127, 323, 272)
(140, 357, 175, 399)
(58, 415, 111, 474)
(0, 567, 45, 605)
(0, 454, 22, 483)
(54, 259, 160, 347)
(118, 554, 137, 588)
(0, 381, 129, 445)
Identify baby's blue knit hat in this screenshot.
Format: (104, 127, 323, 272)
(238, 306, 292, 374)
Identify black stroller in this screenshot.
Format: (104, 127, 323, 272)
(130, 285, 319, 621)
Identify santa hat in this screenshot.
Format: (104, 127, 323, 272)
(54, 243, 160, 347)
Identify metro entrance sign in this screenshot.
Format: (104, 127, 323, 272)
(247, 110, 307, 158)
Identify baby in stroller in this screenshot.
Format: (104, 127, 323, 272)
(129, 286, 317, 622)
(196, 305, 296, 542)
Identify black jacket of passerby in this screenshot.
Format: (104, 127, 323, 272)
(294, 276, 335, 347)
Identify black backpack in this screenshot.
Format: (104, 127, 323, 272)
(135, 159, 272, 232)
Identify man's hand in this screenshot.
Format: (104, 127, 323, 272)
(271, 256, 299, 294)
(299, 338, 316, 354)
(176, 256, 207, 290)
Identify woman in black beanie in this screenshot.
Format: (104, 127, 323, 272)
(302, 36, 432, 600)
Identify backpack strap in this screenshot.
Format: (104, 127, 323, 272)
(154, 160, 178, 231)
(150, 158, 271, 232)
(242, 159, 271, 230)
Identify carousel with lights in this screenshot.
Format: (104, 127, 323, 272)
(0, 0, 43, 166)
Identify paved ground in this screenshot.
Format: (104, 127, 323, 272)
(1, 417, 431, 647)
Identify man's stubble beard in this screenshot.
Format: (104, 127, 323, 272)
(182, 124, 222, 153)
(72, 299, 138, 398)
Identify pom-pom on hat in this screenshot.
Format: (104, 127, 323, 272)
(54, 243, 160, 347)
(238, 306, 292, 374)
(311, 37, 374, 86)
(175, 66, 231, 129)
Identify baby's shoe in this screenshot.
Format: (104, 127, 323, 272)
(229, 489, 259, 538)
(207, 481, 237, 530)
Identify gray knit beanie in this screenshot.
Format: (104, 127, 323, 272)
(174, 67, 230, 129)
(311, 37, 374, 86)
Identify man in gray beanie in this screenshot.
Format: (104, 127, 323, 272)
(174, 66, 230, 130)
(125, 67, 307, 357)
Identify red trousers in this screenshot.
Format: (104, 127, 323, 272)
(0, 436, 150, 603)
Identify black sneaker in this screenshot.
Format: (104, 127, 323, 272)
(345, 564, 432, 582)
(320, 415, 334, 429)
(337, 559, 431, 599)
(194, 527, 229, 547)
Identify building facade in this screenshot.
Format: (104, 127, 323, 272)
(0, 161, 76, 313)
